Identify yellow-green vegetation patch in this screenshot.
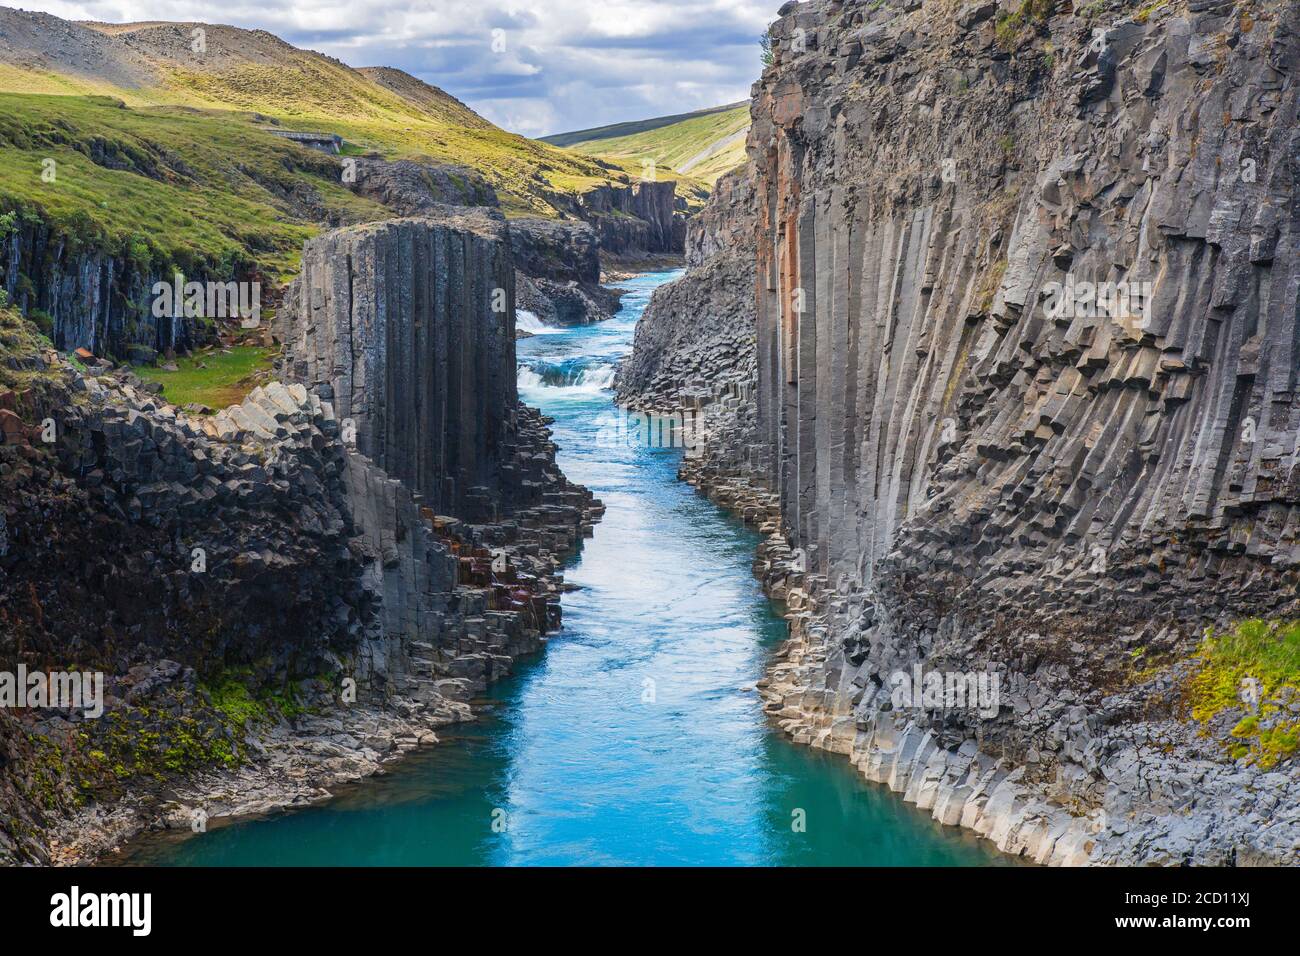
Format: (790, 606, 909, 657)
(203, 673, 311, 728)
(153, 63, 626, 218)
(555, 104, 750, 189)
(994, 0, 1056, 52)
(1186, 619, 1300, 769)
(0, 299, 45, 374)
(203, 677, 268, 728)
(133, 345, 277, 410)
(98, 708, 240, 780)
(0, 93, 390, 280)
(0, 299, 68, 406)
(1134, 0, 1171, 25)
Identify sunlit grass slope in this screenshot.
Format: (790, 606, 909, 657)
(0, 17, 630, 218)
(544, 103, 750, 186)
(0, 91, 388, 280)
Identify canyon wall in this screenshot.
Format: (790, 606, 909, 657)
(1, 219, 210, 359)
(0, 209, 597, 863)
(579, 180, 688, 257)
(625, 0, 1300, 864)
(614, 168, 759, 413)
(510, 218, 620, 325)
(748, 0, 1300, 864)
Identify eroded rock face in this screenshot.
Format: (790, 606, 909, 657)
(669, 0, 1300, 863)
(0, 209, 600, 863)
(283, 213, 517, 520)
(1, 222, 204, 359)
(579, 180, 687, 257)
(508, 218, 618, 324)
(509, 218, 602, 285)
(615, 168, 758, 412)
(0, 373, 366, 685)
(346, 157, 499, 214)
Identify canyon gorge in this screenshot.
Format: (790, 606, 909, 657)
(0, 0, 1298, 869)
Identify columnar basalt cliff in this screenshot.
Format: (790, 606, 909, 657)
(337, 163, 623, 325)
(284, 213, 517, 521)
(0, 209, 598, 863)
(579, 179, 689, 258)
(753, 0, 1300, 864)
(1, 221, 218, 360)
(626, 0, 1300, 864)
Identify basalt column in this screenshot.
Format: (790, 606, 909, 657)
(286, 214, 516, 520)
(739, 0, 1300, 864)
(753, 0, 1300, 597)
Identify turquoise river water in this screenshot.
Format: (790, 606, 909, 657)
(124, 270, 1009, 866)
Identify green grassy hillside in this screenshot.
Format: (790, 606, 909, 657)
(0, 92, 388, 281)
(544, 103, 750, 186)
(0, 5, 725, 344)
(0, 11, 661, 220)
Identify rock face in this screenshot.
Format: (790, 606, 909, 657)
(509, 218, 619, 325)
(1, 220, 204, 359)
(1, 373, 365, 683)
(509, 217, 602, 286)
(346, 157, 499, 213)
(615, 168, 758, 409)
(283, 213, 517, 520)
(635, 0, 1300, 864)
(276, 210, 600, 699)
(579, 180, 688, 257)
(0, 207, 600, 863)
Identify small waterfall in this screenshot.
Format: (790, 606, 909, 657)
(517, 359, 615, 393)
(516, 309, 565, 335)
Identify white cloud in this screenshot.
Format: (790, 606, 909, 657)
(26, 0, 774, 135)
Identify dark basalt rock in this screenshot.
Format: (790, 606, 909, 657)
(615, 167, 758, 411)
(624, 0, 1300, 864)
(283, 212, 517, 521)
(345, 157, 500, 214)
(578, 179, 687, 257)
(0, 208, 601, 863)
(509, 218, 618, 324)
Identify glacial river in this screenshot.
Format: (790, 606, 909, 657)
(126, 270, 1008, 866)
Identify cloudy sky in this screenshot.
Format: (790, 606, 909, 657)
(30, 0, 775, 136)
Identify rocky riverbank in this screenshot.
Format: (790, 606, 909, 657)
(4, 343, 600, 865)
(48, 441, 601, 865)
(681, 447, 1297, 866)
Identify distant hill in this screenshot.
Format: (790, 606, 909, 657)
(0, 8, 657, 219)
(543, 103, 750, 186)
(0, 5, 715, 299)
